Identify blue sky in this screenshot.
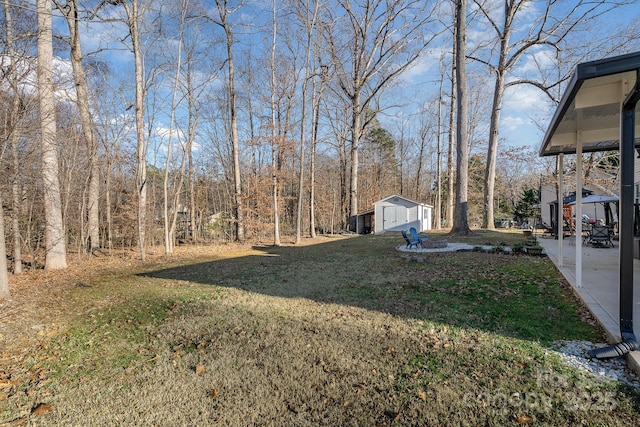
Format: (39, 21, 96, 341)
(41, 0, 640, 167)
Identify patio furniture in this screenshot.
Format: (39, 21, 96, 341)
(401, 230, 421, 249)
(409, 227, 427, 245)
(589, 224, 613, 248)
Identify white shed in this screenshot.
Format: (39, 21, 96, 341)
(368, 195, 432, 234)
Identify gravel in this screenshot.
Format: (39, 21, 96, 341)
(396, 243, 504, 253)
(550, 340, 640, 389)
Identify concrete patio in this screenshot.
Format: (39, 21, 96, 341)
(536, 233, 640, 370)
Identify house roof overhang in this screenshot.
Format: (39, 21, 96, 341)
(539, 51, 640, 157)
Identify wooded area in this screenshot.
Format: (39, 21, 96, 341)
(1, 0, 639, 298)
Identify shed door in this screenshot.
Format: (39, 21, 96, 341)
(383, 206, 406, 231)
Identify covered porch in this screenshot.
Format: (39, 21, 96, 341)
(539, 51, 640, 360)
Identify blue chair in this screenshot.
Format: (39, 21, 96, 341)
(409, 227, 427, 245)
(401, 230, 421, 249)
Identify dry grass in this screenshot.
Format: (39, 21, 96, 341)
(2, 231, 639, 426)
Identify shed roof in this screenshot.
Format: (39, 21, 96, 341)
(375, 194, 431, 207)
(539, 51, 640, 156)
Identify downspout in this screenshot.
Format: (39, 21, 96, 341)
(589, 71, 640, 359)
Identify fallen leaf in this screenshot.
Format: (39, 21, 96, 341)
(195, 365, 206, 375)
(517, 414, 534, 424)
(210, 388, 219, 399)
(417, 390, 427, 401)
(31, 403, 53, 416)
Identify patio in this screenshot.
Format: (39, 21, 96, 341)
(536, 234, 640, 370)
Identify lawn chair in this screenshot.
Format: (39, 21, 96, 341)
(540, 222, 555, 237)
(589, 224, 613, 248)
(409, 227, 427, 245)
(401, 230, 421, 249)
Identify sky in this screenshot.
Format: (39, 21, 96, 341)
(27, 0, 640, 168)
(387, 0, 640, 158)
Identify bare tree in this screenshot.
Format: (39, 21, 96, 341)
(212, 0, 245, 242)
(451, 0, 470, 235)
(54, 0, 101, 253)
(269, 0, 281, 246)
(294, 0, 319, 244)
(37, 0, 67, 269)
(472, 0, 629, 230)
(323, 0, 436, 230)
(2, 0, 31, 273)
(160, 0, 190, 255)
(446, 21, 457, 230)
(309, 62, 328, 238)
(95, 0, 152, 259)
(0, 192, 8, 298)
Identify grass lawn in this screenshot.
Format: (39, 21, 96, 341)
(2, 230, 639, 425)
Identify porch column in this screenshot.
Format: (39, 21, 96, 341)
(576, 132, 583, 287)
(558, 154, 564, 267)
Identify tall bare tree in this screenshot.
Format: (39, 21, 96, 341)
(472, 0, 628, 230)
(212, 0, 245, 242)
(294, 0, 319, 244)
(309, 62, 328, 238)
(158, 0, 192, 255)
(0, 192, 8, 298)
(54, 0, 101, 253)
(37, 0, 67, 269)
(323, 0, 436, 230)
(96, 0, 151, 259)
(3, 0, 29, 273)
(446, 23, 457, 230)
(269, 0, 281, 246)
(451, 0, 470, 235)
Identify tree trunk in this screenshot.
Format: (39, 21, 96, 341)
(435, 75, 444, 229)
(349, 94, 361, 231)
(215, 0, 244, 242)
(37, 0, 67, 270)
(295, 0, 318, 244)
(269, 0, 280, 247)
(5, 0, 23, 273)
(163, 0, 186, 255)
(482, 70, 506, 230)
(481, 2, 512, 230)
(309, 65, 327, 238)
(57, 0, 100, 252)
(122, 0, 148, 260)
(0, 192, 9, 299)
(451, 0, 470, 235)
(446, 30, 456, 230)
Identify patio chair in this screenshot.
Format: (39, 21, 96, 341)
(540, 221, 555, 237)
(409, 227, 428, 245)
(401, 230, 421, 249)
(589, 224, 613, 248)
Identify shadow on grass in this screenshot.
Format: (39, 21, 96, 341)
(139, 234, 602, 345)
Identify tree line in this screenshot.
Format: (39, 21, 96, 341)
(1, 0, 638, 298)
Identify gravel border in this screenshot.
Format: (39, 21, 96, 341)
(550, 340, 640, 389)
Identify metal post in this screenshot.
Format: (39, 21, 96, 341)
(619, 75, 640, 340)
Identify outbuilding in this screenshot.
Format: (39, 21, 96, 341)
(355, 195, 432, 235)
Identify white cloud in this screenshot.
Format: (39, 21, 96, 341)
(503, 83, 548, 112)
(500, 115, 525, 131)
(513, 48, 556, 77)
(401, 48, 445, 83)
